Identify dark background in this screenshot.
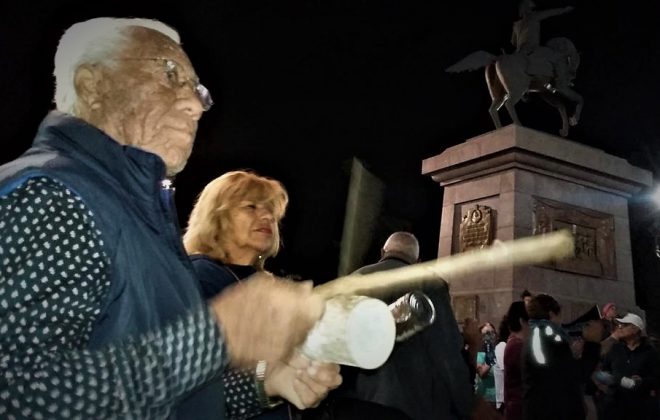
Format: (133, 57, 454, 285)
(2, 1, 660, 315)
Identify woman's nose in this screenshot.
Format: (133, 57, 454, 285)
(258, 208, 274, 220)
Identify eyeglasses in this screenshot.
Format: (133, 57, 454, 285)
(117, 57, 214, 111)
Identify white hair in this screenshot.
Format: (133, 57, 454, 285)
(54, 17, 181, 115)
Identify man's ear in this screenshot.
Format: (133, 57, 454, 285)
(74, 64, 104, 112)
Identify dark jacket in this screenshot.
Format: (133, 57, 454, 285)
(328, 257, 475, 420)
(189, 255, 291, 420)
(522, 319, 585, 420)
(352, 255, 412, 275)
(0, 112, 212, 418)
(600, 338, 660, 420)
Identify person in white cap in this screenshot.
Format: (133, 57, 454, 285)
(615, 313, 645, 333)
(595, 313, 660, 420)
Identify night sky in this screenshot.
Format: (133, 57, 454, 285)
(2, 0, 659, 287)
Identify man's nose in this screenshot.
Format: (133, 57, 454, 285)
(177, 86, 204, 121)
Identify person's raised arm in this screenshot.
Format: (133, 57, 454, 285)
(535, 6, 574, 21)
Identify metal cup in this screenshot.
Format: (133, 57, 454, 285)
(388, 291, 436, 342)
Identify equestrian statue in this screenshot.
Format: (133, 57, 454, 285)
(447, 1, 583, 137)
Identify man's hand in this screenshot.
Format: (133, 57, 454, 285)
(476, 363, 491, 378)
(265, 352, 342, 409)
(620, 376, 637, 389)
(209, 273, 324, 367)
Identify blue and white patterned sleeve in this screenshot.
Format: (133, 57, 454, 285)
(0, 177, 228, 419)
(224, 368, 262, 419)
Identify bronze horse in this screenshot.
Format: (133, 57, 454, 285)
(447, 37, 583, 137)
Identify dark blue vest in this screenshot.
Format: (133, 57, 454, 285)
(0, 111, 203, 350)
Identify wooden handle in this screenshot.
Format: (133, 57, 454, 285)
(315, 230, 574, 299)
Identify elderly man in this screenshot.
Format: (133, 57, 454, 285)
(0, 18, 339, 419)
(597, 313, 660, 420)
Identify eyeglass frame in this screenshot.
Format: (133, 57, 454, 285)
(114, 57, 214, 111)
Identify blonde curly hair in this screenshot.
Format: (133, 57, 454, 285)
(183, 170, 288, 270)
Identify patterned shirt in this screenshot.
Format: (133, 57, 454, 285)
(224, 369, 263, 419)
(0, 177, 228, 419)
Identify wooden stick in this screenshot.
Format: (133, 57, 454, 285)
(315, 230, 574, 299)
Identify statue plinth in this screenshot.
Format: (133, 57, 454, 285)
(422, 125, 652, 324)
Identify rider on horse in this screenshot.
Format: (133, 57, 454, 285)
(511, 0, 574, 83)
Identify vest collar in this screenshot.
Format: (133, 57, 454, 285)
(34, 111, 167, 199)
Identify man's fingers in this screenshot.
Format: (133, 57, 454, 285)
(307, 362, 342, 387)
(297, 364, 342, 394)
(292, 378, 326, 408)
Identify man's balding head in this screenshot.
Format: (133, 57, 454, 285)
(382, 232, 420, 265)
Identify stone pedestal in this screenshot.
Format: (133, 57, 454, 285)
(421, 125, 652, 325)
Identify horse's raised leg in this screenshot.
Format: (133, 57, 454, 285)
(539, 93, 570, 137)
(558, 104, 570, 137)
(556, 86, 583, 126)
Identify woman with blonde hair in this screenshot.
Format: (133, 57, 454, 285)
(182, 170, 341, 420)
(184, 170, 289, 297)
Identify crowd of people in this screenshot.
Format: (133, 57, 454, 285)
(1, 15, 659, 420)
(461, 292, 660, 420)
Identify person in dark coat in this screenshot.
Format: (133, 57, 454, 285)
(521, 294, 585, 420)
(596, 313, 660, 420)
(318, 232, 475, 420)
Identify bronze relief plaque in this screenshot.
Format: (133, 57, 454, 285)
(459, 205, 495, 252)
(533, 196, 616, 279)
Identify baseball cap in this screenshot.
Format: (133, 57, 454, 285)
(615, 313, 645, 332)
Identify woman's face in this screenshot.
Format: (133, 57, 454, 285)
(224, 199, 278, 265)
(481, 324, 496, 345)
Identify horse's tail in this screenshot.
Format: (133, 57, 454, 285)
(445, 50, 497, 73)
